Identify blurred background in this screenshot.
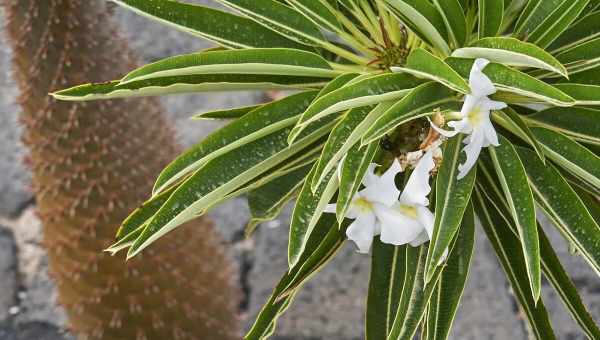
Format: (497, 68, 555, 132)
(0, 1, 598, 339)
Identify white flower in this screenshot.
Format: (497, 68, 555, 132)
(327, 149, 438, 253)
(431, 58, 507, 179)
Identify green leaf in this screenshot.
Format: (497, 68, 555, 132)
(538, 227, 600, 340)
(515, 0, 566, 40)
(153, 91, 318, 196)
(452, 37, 568, 78)
(387, 245, 427, 340)
(389, 206, 475, 340)
(128, 118, 336, 259)
(52, 74, 326, 101)
(310, 104, 382, 190)
(478, 0, 504, 38)
(366, 240, 406, 340)
(433, 0, 468, 48)
(362, 82, 458, 145)
(110, 0, 306, 49)
(288, 162, 339, 267)
(192, 104, 261, 120)
(286, 0, 342, 31)
(215, 0, 325, 46)
(391, 48, 470, 94)
(445, 57, 575, 106)
(425, 206, 476, 340)
(291, 73, 423, 139)
(384, 0, 451, 55)
(336, 141, 379, 223)
(526, 0, 589, 48)
(120, 49, 339, 84)
(245, 163, 312, 237)
(526, 106, 600, 145)
(516, 147, 600, 276)
(555, 37, 600, 64)
(477, 169, 600, 339)
(488, 136, 541, 302)
(492, 108, 546, 163)
(531, 127, 600, 190)
(425, 135, 476, 284)
(553, 83, 600, 106)
(474, 187, 557, 340)
(549, 11, 600, 53)
(245, 215, 343, 340)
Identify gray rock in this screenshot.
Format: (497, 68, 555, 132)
(247, 207, 367, 340)
(0, 226, 18, 323)
(4, 209, 68, 329)
(0, 8, 33, 218)
(0, 322, 70, 340)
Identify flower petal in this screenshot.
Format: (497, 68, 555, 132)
(375, 204, 424, 246)
(400, 149, 435, 206)
(470, 58, 496, 98)
(361, 160, 401, 206)
(429, 118, 459, 138)
(458, 129, 485, 179)
(409, 231, 429, 247)
(346, 212, 379, 253)
(362, 164, 379, 187)
(481, 119, 500, 147)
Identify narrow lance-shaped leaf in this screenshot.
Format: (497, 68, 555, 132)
(425, 206, 476, 340)
(384, 0, 451, 55)
(478, 0, 504, 38)
(110, 0, 307, 49)
(530, 127, 600, 190)
(290, 73, 423, 141)
(366, 241, 406, 340)
(526, 0, 589, 48)
(452, 37, 568, 78)
(119, 48, 340, 84)
(478, 167, 600, 340)
(288, 162, 339, 267)
(538, 226, 600, 340)
(492, 108, 546, 163)
(525, 106, 600, 145)
(128, 118, 336, 259)
(388, 206, 475, 340)
(426, 136, 477, 284)
(391, 48, 470, 94)
(245, 216, 344, 339)
(473, 188, 557, 340)
(549, 11, 600, 53)
(245, 163, 312, 237)
(516, 147, 600, 276)
(192, 104, 261, 120)
(286, 0, 342, 31)
(153, 91, 318, 196)
(553, 83, 600, 106)
(487, 137, 541, 302)
(214, 0, 326, 46)
(445, 57, 575, 107)
(433, 0, 468, 48)
(52, 73, 327, 102)
(362, 82, 458, 145)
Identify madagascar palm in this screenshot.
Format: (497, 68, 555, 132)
(55, 1, 600, 339)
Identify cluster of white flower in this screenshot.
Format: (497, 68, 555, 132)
(328, 58, 505, 253)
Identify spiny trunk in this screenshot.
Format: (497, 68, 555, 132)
(3, 0, 239, 339)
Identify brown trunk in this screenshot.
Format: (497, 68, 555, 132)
(2, 0, 239, 339)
